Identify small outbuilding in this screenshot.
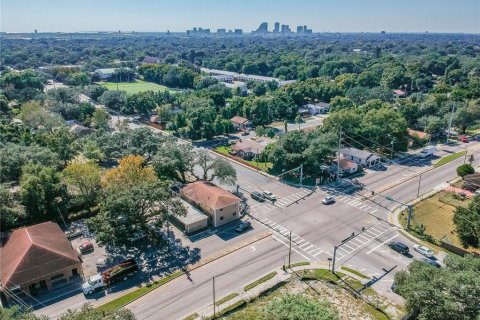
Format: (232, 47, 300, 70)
(171, 200, 209, 235)
(341, 147, 381, 167)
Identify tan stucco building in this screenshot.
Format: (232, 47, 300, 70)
(181, 181, 241, 228)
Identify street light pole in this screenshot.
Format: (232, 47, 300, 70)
(416, 174, 422, 198)
(212, 276, 216, 317)
(391, 138, 395, 160)
(446, 102, 456, 144)
(288, 230, 292, 267)
(337, 127, 342, 179)
(406, 204, 414, 231)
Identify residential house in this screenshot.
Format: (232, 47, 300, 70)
(232, 137, 273, 159)
(393, 89, 406, 98)
(181, 181, 241, 228)
(142, 56, 160, 64)
(330, 157, 359, 175)
(230, 116, 251, 131)
(69, 124, 93, 136)
(408, 129, 431, 146)
(94, 68, 116, 81)
(0, 222, 83, 302)
(303, 102, 330, 115)
(341, 147, 381, 167)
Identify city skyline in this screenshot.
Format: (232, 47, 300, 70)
(1, 0, 479, 33)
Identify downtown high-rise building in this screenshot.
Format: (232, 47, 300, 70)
(255, 22, 268, 33)
(273, 22, 280, 33)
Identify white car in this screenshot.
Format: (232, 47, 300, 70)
(262, 191, 276, 201)
(322, 196, 335, 205)
(413, 244, 434, 258)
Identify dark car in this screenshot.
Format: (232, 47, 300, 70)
(235, 221, 252, 233)
(251, 191, 265, 202)
(420, 258, 441, 268)
(388, 241, 409, 255)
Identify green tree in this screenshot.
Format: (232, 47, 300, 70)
(19, 101, 63, 129)
(395, 254, 480, 319)
(20, 163, 66, 221)
(0, 184, 24, 232)
(193, 149, 237, 185)
(70, 72, 91, 87)
(100, 90, 127, 111)
(457, 164, 475, 178)
(63, 161, 101, 209)
(454, 196, 480, 248)
(153, 142, 195, 183)
(85, 85, 108, 101)
(58, 303, 136, 320)
(91, 108, 111, 131)
(34, 126, 78, 163)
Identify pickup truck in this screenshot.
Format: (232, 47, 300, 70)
(82, 258, 138, 295)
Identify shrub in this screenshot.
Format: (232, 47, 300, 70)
(457, 164, 474, 177)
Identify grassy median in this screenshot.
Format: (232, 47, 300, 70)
(97, 270, 184, 314)
(434, 150, 467, 168)
(244, 271, 278, 292)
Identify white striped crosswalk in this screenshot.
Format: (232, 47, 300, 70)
(260, 218, 328, 260)
(249, 188, 312, 213)
(325, 222, 395, 260)
(259, 218, 397, 261)
(318, 189, 379, 215)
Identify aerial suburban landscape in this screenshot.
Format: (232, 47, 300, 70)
(1, 1, 479, 319)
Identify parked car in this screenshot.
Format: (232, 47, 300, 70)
(413, 244, 434, 258)
(262, 191, 276, 201)
(460, 135, 469, 143)
(251, 191, 265, 202)
(235, 221, 252, 233)
(420, 258, 441, 268)
(65, 228, 83, 240)
(78, 241, 94, 254)
(419, 146, 436, 158)
(322, 196, 335, 205)
(388, 241, 409, 255)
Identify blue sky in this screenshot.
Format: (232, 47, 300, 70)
(1, 0, 479, 33)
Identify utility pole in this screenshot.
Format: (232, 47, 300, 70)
(288, 231, 292, 267)
(406, 204, 414, 230)
(299, 164, 303, 187)
(416, 174, 422, 198)
(446, 102, 456, 144)
(337, 127, 342, 179)
(212, 276, 216, 317)
(464, 147, 468, 164)
(391, 137, 395, 160)
(332, 246, 337, 273)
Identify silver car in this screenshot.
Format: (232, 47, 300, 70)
(413, 244, 434, 258)
(322, 196, 335, 205)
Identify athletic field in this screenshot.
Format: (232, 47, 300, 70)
(99, 80, 176, 94)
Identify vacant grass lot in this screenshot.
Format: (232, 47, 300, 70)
(99, 80, 175, 94)
(214, 146, 273, 172)
(399, 191, 480, 254)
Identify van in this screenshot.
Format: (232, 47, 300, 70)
(419, 146, 435, 158)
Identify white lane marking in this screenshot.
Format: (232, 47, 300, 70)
(250, 246, 256, 253)
(366, 234, 399, 254)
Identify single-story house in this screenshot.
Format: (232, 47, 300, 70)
(341, 147, 381, 167)
(171, 199, 209, 235)
(69, 124, 93, 136)
(142, 56, 160, 64)
(0, 222, 83, 302)
(393, 89, 406, 98)
(181, 181, 241, 228)
(232, 137, 273, 159)
(330, 157, 359, 175)
(230, 116, 251, 131)
(303, 102, 330, 115)
(94, 68, 116, 80)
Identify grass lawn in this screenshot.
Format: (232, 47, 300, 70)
(99, 80, 176, 94)
(399, 191, 480, 255)
(215, 292, 239, 306)
(341, 266, 370, 280)
(214, 145, 273, 172)
(434, 150, 467, 168)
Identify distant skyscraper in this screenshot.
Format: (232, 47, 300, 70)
(296, 26, 304, 34)
(281, 24, 291, 34)
(234, 29, 243, 35)
(217, 28, 226, 34)
(255, 22, 268, 33)
(273, 22, 280, 33)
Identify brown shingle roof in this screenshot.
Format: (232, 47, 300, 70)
(230, 116, 249, 124)
(181, 181, 240, 211)
(0, 222, 81, 289)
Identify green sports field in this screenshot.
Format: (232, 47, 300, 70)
(98, 80, 176, 94)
